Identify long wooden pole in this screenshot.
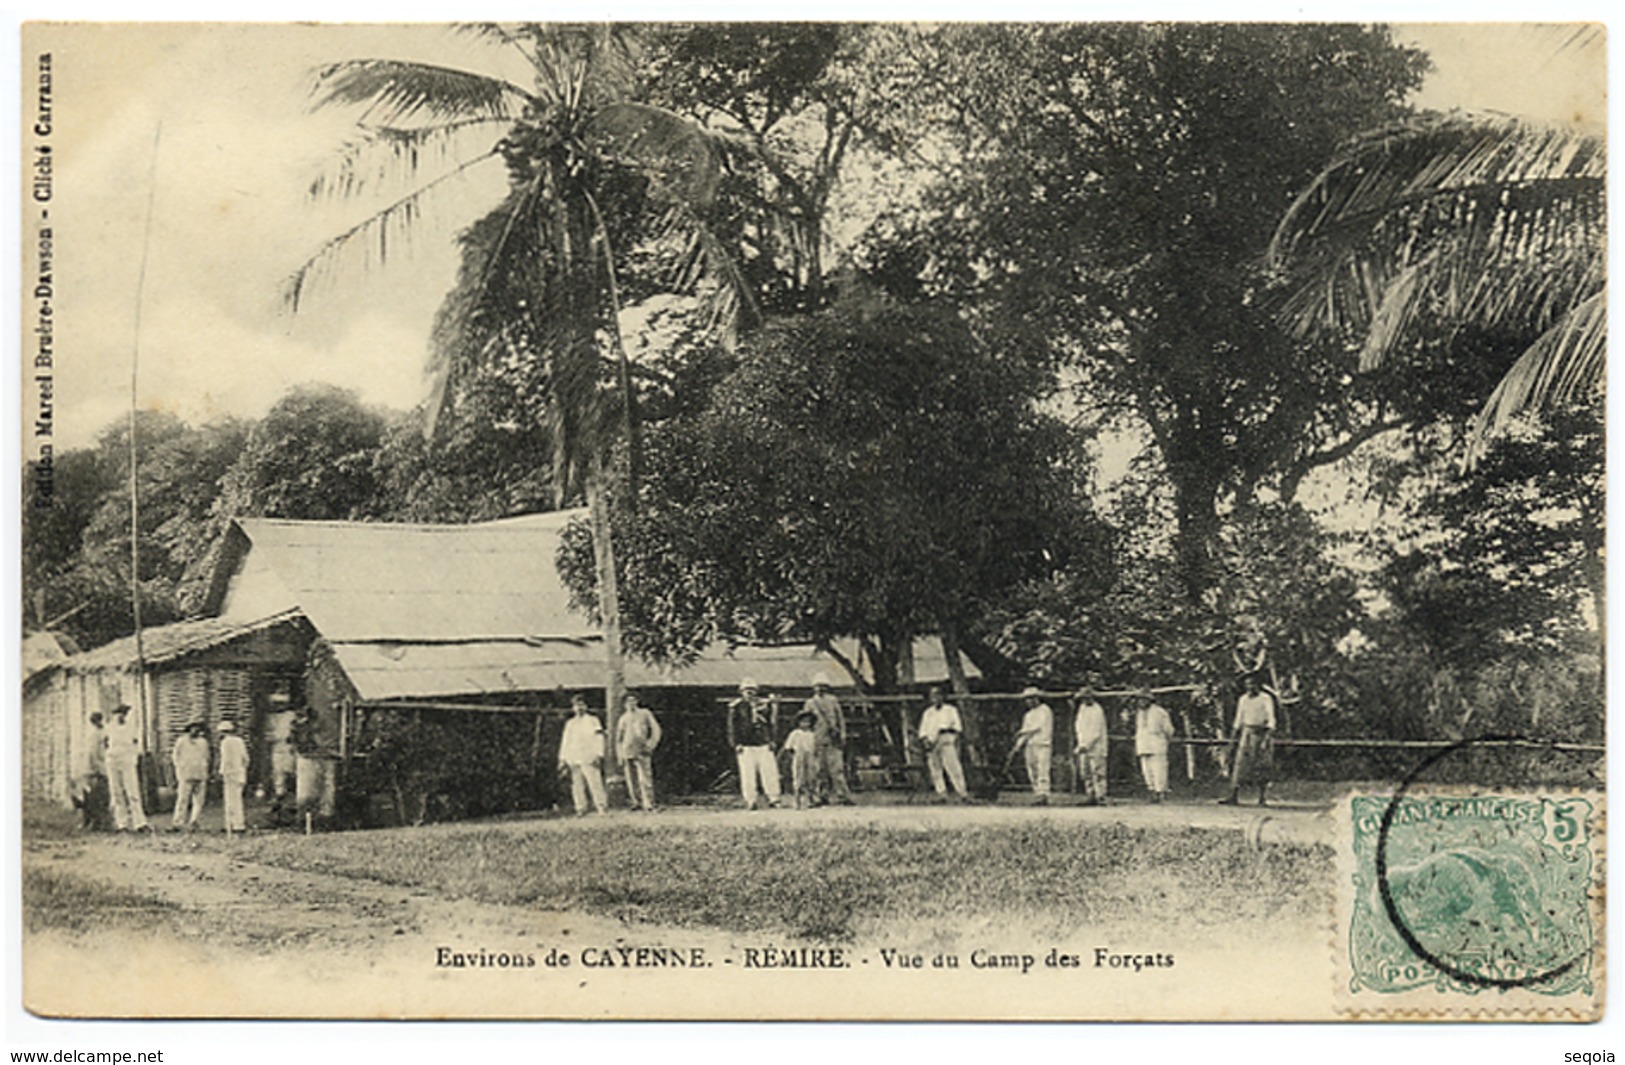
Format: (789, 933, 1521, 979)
(128, 123, 161, 750)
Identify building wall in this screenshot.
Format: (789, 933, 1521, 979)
(22, 673, 70, 806)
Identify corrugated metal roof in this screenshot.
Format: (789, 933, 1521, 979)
(233, 511, 592, 643)
(67, 610, 305, 672)
(333, 637, 975, 703)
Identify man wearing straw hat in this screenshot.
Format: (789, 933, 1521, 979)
(1072, 681, 1109, 806)
(1014, 687, 1054, 804)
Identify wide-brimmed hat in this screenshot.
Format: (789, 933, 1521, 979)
(1021, 686, 1042, 699)
(796, 709, 818, 724)
(186, 720, 207, 734)
(218, 720, 236, 733)
(810, 673, 831, 688)
(740, 677, 759, 692)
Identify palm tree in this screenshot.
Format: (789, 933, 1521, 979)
(289, 24, 757, 771)
(1268, 112, 1604, 458)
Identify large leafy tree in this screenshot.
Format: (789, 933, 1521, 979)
(1269, 113, 1605, 458)
(558, 298, 1106, 693)
(291, 24, 759, 760)
(859, 24, 1430, 605)
(25, 412, 248, 649)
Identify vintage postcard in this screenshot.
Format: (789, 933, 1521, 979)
(16, 20, 1606, 1024)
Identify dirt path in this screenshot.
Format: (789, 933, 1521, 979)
(22, 799, 1337, 1020)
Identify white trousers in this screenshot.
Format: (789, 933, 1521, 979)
(1138, 752, 1169, 794)
(736, 745, 781, 807)
(1076, 742, 1108, 800)
(1024, 744, 1052, 797)
(172, 778, 207, 827)
(927, 736, 968, 796)
(567, 761, 608, 815)
(223, 778, 247, 830)
(108, 759, 148, 830)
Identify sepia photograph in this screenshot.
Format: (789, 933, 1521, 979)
(13, 15, 1607, 1030)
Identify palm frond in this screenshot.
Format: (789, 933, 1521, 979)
(283, 148, 502, 312)
(309, 117, 514, 202)
(1467, 290, 1606, 458)
(310, 59, 531, 127)
(1270, 113, 1605, 445)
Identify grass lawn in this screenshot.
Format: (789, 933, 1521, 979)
(22, 866, 180, 935)
(238, 820, 1330, 943)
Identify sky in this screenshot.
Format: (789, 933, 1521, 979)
(22, 20, 1609, 452)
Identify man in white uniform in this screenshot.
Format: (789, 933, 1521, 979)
(1072, 684, 1109, 806)
(1134, 693, 1175, 803)
(218, 719, 250, 833)
(1014, 687, 1054, 804)
(558, 695, 609, 816)
(171, 721, 212, 831)
(917, 686, 968, 801)
(105, 705, 149, 832)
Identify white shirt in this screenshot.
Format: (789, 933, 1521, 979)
(918, 703, 964, 745)
(106, 716, 142, 764)
(1135, 704, 1175, 756)
(1021, 704, 1053, 747)
(1234, 690, 1278, 730)
(172, 735, 211, 782)
(784, 728, 818, 757)
(220, 734, 250, 782)
(1073, 699, 1108, 750)
(559, 714, 605, 767)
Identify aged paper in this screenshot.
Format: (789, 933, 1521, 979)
(14, 18, 1607, 1035)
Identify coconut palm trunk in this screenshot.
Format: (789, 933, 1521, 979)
(586, 457, 626, 788)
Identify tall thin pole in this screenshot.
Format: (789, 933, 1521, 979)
(128, 123, 162, 742)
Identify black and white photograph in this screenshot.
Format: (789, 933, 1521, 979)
(12, 16, 1607, 1029)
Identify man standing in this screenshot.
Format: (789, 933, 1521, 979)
(615, 691, 663, 812)
(1222, 671, 1278, 807)
(171, 721, 211, 832)
(218, 719, 250, 834)
(75, 712, 111, 831)
(727, 679, 781, 810)
(917, 686, 969, 802)
(1134, 693, 1175, 803)
(1013, 687, 1054, 805)
(265, 705, 296, 809)
(105, 704, 149, 832)
(1072, 684, 1109, 806)
(803, 674, 854, 806)
(558, 695, 609, 816)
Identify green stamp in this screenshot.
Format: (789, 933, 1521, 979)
(1347, 794, 1595, 997)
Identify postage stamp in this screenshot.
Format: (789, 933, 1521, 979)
(1336, 786, 1604, 1019)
